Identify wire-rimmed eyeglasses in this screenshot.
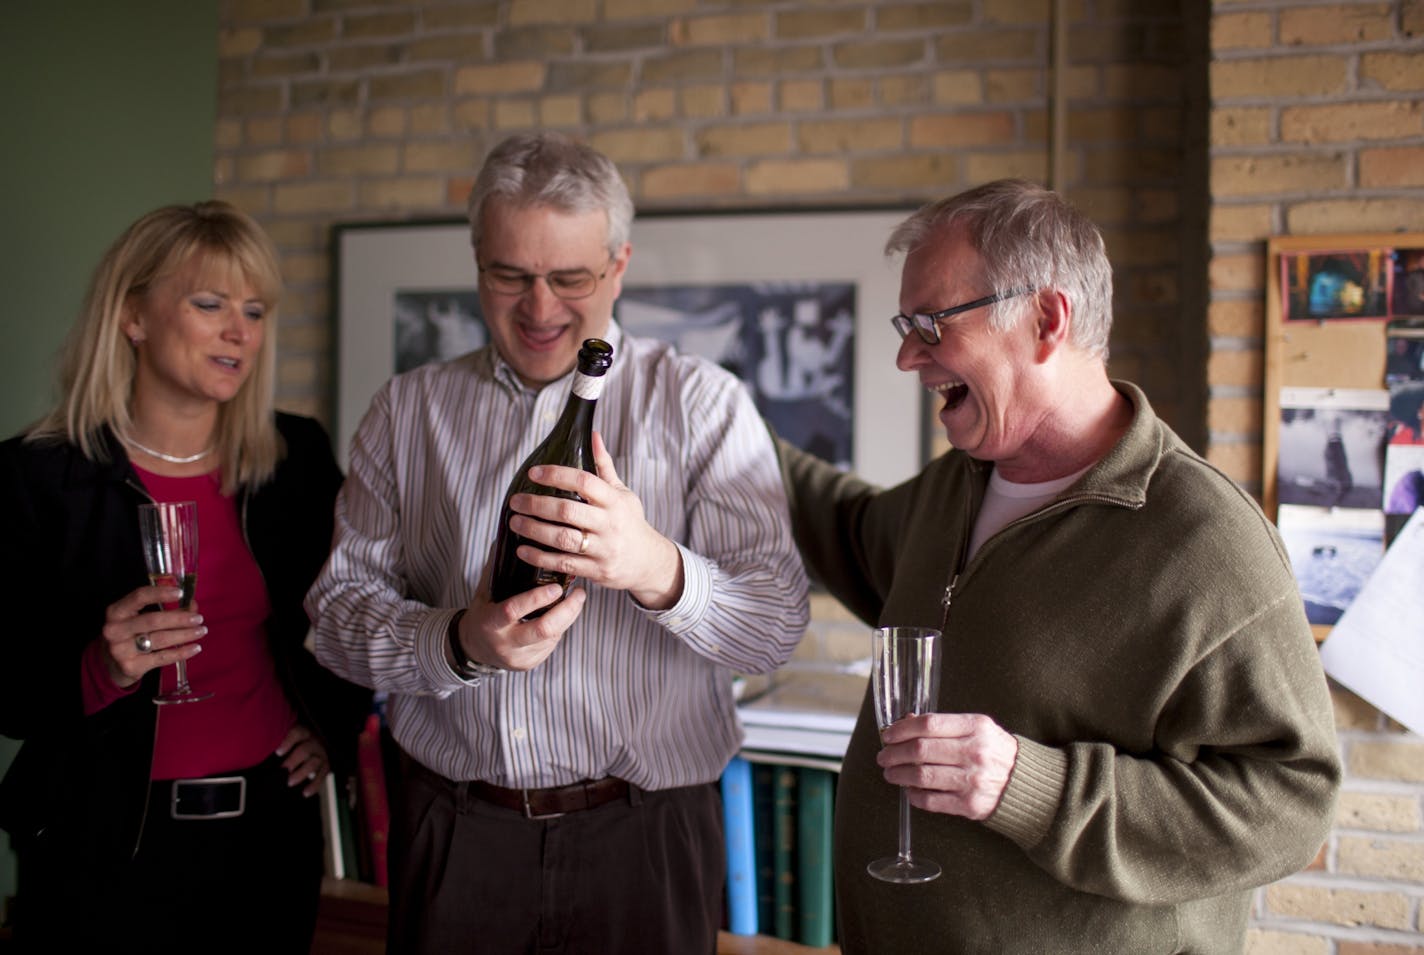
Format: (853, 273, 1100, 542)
(478, 256, 613, 301)
(891, 287, 1034, 345)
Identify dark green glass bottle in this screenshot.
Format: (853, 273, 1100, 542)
(490, 338, 615, 617)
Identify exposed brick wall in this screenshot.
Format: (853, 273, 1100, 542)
(215, 0, 1202, 442)
(213, 0, 1424, 949)
(1209, 1, 1424, 951)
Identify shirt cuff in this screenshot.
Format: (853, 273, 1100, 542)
(80, 639, 140, 716)
(417, 608, 483, 688)
(983, 734, 1068, 850)
(645, 541, 711, 633)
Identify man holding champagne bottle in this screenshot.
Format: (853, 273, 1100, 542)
(308, 132, 809, 954)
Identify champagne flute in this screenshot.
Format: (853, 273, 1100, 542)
(138, 501, 211, 705)
(867, 625, 942, 883)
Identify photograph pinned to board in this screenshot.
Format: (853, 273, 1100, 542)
(1391, 248, 1424, 317)
(1277, 504, 1385, 627)
(1276, 387, 1391, 511)
(1280, 247, 1393, 321)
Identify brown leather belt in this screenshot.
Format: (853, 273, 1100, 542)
(467, 776, 632, 819)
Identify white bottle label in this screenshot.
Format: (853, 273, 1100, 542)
(572, 372, 605, 401)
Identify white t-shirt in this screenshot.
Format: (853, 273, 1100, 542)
(968, 463, 1093, 561)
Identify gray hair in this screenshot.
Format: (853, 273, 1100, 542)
(886, 179, 1113, 361)
(467, 131, 634, 257)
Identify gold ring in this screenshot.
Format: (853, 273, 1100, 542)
(579, 531, 590, 555)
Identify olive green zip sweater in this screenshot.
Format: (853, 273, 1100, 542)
(780, 381, 1341, 954)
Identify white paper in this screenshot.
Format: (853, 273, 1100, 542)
(1319, 508, 1424, 736)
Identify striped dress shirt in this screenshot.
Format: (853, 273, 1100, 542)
(308, 321, 810, 789)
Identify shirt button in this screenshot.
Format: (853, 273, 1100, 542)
(512, 727, 527, 741)
(669, 616, 685, 627)
(542, 411, 557, 425)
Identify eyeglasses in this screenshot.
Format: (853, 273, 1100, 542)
(891, 288, 1033, 345)
(477, 257, 613, 301)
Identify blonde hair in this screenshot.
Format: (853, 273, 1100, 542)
(28, 200, 283, 491)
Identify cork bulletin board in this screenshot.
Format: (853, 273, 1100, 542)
(1263, 232, 1424, 642)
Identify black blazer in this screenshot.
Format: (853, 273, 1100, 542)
(0, 413, 370, 863)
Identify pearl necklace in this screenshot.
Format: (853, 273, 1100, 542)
(124, 436, 216, 465)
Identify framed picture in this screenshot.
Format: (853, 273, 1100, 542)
(333, 208, 922, 489)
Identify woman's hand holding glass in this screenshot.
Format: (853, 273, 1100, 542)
(99, 582, 206, 688)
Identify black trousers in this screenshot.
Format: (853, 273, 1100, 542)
(388, 760, 726, 955)
(11, 752, 323, 954)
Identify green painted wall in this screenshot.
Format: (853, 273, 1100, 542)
(0, 0, 218, 918)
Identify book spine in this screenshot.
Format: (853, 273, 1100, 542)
(797, 767, 835, 947)
(318, 771, 347, 881)
(753, 763, 776, 932)
(720, 756, 758, 935)
(356, 711, 391, 887)
(772, 765, 799, 940)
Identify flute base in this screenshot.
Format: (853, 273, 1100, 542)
(867, 856, 942, 884)
(154, 689, 213, 705)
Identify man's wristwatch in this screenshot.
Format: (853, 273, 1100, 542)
(446, 609, 504, 683)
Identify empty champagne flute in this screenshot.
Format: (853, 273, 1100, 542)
(867, 625, 943, 883)
(138, 501, 211, 705)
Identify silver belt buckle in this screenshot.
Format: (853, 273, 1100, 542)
(171, 776, 247, 820)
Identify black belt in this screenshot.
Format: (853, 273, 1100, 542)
(153, 752, 287, 821)
(467, 776, 633, 819)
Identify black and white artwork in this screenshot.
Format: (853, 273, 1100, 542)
(392, 289, 486, 372)
(1278, 504, 1385, 626)
(1276, 387, 1391, 510)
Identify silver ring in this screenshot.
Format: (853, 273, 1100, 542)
(134, 634, 154, 654)
(579, 531, 590, 555)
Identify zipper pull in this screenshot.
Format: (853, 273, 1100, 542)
(939, 573, 958, 633)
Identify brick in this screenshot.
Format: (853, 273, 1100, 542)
(1280, 4, 1393, 45)
(1337, 836, 1424, 881)
(1288, 197, 1424, 233)
(227, 0, 305, 23)
(1140, 108, 1185, 146)
(680, 85, 726, 119)
(454, 62, 546, 95)
(508, 0, 596, 25)
(410, 34, 492, 61)
(984, 68, 1038, 103)
(735, 46, 824, 77)
(641, 49, 724, 84)
(1208, 298, 1265, 338)
(1211, 107, 1273, 147)
(1211, 56, 1347, 99)
(317, 145, 399, 176)
(237, 149, 312, 181)
(1264, 884, 1412, 930)
(290, 79, 362, 110)
(680, 13, 769, 45)
(697, 122, 792, 158)
(403, 141, 478, 173)
(833, 38, 926, 70)
(1207, 345, 1262, 390)
(935, 29, 1039, 61)
(1208, 395, 1262, 434)
(285, 112, 323, 143)
(280, 252, 327, 286)
(1348, 740, 1424, 783)
(493, 99, 536, 128)
(424, 4, 500, 30)
(263, 18, 337, 48)
(367, 106, 408, 138)
(327, 45, 403, 73)
(1135, 188, 1179, 223)
(1209, 251, 1266, 294)
(1361, 146, 1424, 188)
(1102, 64, 1183, 101)
(273, 181, 353, 215)
(585, 92, 627, 125)
(1362, 51, 1424, 92)
(1126, 269, 1178, 306)
(344, 11, 417, 39)
(1336, 791, 1422, 833)
(829, 77, 874, 109)
(910, 112, 1016, 148)
(1244, 929, 1332, 955)
(590, 128, 685, 163)
(539, 94, 581, 127)
(746, 158, 850, 195)
(1332, 686, 1383, 730)
(493, 27, 575, 60)
(799, 118, 902, 155)
(1210, 204, 1275, 243)
(1210, 154, 1346, 198)
(452, 98, 493, 129)
(883, 74, 931, 107)
(1282, 102, 1424, 144)
(604, 0, 694, 17)
(585, 23, 665, 53)
(963, 150, 1048, 184)
(640, 161, 740, 200)
(633, 88, 678, 121)
(370, 70, 448, 101)
(446, 177, 474, 208)
(1212, 11, 1273, 50)
(1407, 0, 1424, 33)
(775, 9, 866, 40)
(244, 115, 284, 147)
(730, 82, 773, 115)
(933, 70, 984, 105)
(213, 184, 271, 216)
(220, 27, 262, 58)
(1204, 439, 1261, 487)
(262, 219, 324, 249)
(277, 355, 319, 389)
(276, 394, 324, 420)
(1069, 107, 1139, 143)
(213, 156, 235, 188)
(218, 85, 284, 115)
(852, 153, 959, 191)
(779, 79, 822, 112)
(1338, 942, 1424, 955)
(982, 0, 1048, 23)
(881, 1, 972, 30)
(357, 177, 447, 209)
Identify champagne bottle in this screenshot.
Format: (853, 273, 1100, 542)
(490, 338, 615, 617)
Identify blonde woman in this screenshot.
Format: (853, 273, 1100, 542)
(0, 201, 369, 951)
